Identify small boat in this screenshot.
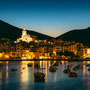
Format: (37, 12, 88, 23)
(49, 66, 57, 72)
(63, 68, 71, 74)
(34, 63, 40, 69)
(27, 63, 32, 67)
(11, 69, 17, 71)
(69, 71, 78, 77)
(33, 72, 45, 82)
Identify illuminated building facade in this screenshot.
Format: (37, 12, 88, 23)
(15, 28, 33, 43)
(0, 33, 90, 60)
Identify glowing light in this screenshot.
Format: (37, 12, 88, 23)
(5, 55, 9, 59)
(21, 56, 32, 60)
(0, 53, 3, 57)
(87, 49, 90, 54)
(15, 28, 33, 43)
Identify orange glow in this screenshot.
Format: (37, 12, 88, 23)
(0, 53, 3, 57)
(5, 55, 9, 59)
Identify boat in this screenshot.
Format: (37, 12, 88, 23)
(33, 72, 45, 82)
(49, 66, 57, 72)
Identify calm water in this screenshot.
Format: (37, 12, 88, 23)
(0, 61, 90, 90)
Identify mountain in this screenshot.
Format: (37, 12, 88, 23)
(56, 27, 90, 46)
(1, 20, 90, 46)
(0, 20, 53, 41)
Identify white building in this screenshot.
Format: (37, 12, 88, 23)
(15, 28, 33, 43)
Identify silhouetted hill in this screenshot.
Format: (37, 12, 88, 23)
(0, 20, 53, 41)
(56, 27, 90, 46)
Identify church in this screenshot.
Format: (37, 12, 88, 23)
(15, 28, 33, 43)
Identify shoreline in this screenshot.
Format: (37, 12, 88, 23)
(0, 59, 90, 61)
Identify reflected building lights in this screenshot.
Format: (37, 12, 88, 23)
(21, 62, 29, 83)
(6, 62, 9, 84)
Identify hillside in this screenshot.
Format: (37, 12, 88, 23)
(1, 20, 90, 46)
(0, 20, 53, 41)
(57, 27, 90, 46)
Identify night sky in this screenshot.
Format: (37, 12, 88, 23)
(0, 0, 90, 37)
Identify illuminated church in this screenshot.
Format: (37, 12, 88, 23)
(15, 28, 33, 43)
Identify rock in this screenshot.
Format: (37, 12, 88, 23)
(11, 69, 17, 71)
(34, 63, 40, 69)
(0, 63, 4, 67)
(67, 64, 73, 68)
(69, 71, 78, 77)
(63, 68, 71, 74)
(27, 63, 32, 67)
(49, 66, 57, 72)
(86, 64, 90, 67)
(88, 68, 90, 71)
(73, 64, 83, 71)
(33, 72, 45, 82)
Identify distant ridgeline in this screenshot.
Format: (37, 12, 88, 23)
(56, 27, 90, 47)
(0, 20, 90, 46)
(0, 20, 53, 41)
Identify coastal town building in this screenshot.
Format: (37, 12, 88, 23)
(15, 28, 37, 43)
(0, 29, 90, 60)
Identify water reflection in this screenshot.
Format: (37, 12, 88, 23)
(20, 62, 29, 83)
(0, 61, 90, 90)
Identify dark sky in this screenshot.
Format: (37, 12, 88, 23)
(0, 0, 90, 37)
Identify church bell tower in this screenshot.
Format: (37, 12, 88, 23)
(22, 27, 27, 38)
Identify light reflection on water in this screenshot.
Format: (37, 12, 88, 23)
(0, 61, 90, 90)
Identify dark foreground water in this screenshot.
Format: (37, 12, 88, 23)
(0, 61, 90, 90)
